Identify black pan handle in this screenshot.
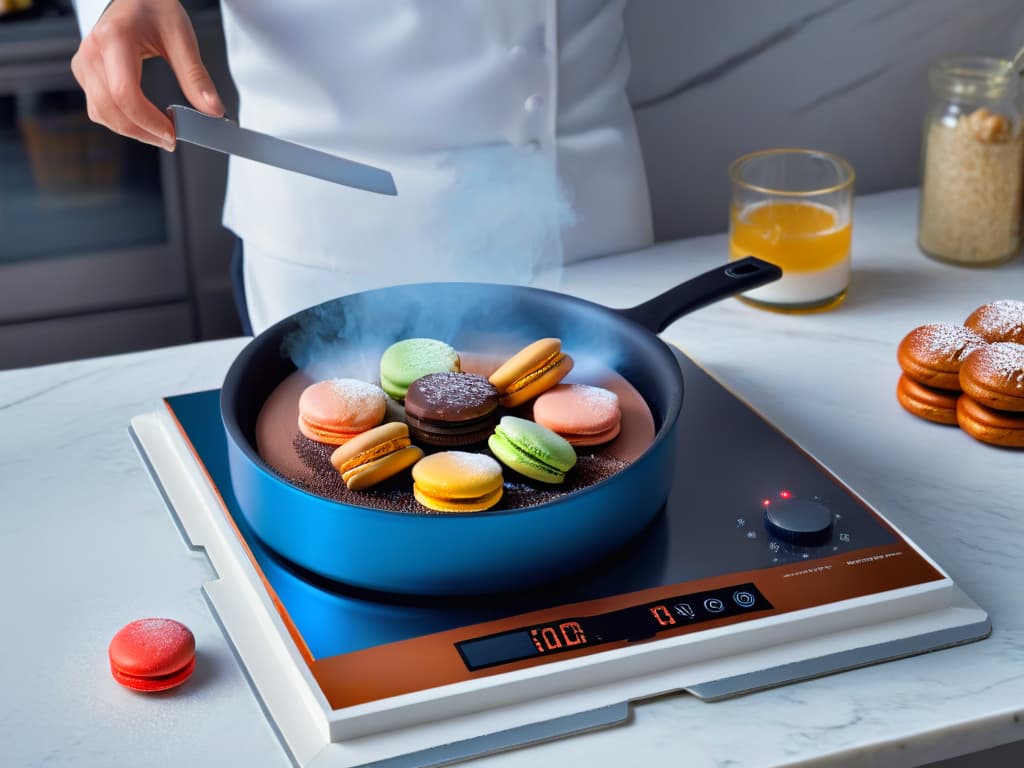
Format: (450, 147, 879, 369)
(616, 256, 782, 334)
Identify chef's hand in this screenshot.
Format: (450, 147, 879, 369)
(71, 0, 225, 151)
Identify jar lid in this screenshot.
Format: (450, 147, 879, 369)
(930, 55, 1017, 99)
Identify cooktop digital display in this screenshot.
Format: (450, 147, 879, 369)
(456, 582, 772, 671)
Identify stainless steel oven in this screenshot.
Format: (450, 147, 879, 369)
(0, 7, 196, 369)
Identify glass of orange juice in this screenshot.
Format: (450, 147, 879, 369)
(729, 149, 855, 312)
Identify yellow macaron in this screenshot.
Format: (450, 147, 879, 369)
(488, 338, 574, 408)
(411, 451, 504, 512)
(330, 422, 424, 490)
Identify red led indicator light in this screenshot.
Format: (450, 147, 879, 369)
(762, 499, 771, 507)
(779, 490, 792, 499)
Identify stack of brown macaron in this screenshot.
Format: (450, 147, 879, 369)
(293, 336, 626, 512)
(897, 299, 1024, 448)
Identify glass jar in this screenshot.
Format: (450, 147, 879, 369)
(918, 56, 1023, 266)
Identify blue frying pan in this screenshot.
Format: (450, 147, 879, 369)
(220, 258, 780, 595)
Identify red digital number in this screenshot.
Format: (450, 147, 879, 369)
(530, 621, 588, 652)
(650, 605, 676, 627)
(560, 621, 587, 646)
(529, 627, 564, 651)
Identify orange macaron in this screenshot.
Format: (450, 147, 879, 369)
(957, 394, 1024, 448)
(108, 618, 196, 692)
(896, 323, 987, 390)
(532, 383, 623, 446)
(297, 378, 388, 445)
(411, 451, 504, 512)
(330, 422, 424, 490)
(964, 299, 1024, 344)
(488, 338, 574, 408)
(959, 342, 1024, 412)
(896, 374, 959, 425)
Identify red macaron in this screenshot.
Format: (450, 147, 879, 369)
(108, 618, 196, 692)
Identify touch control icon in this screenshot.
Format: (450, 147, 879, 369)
(704, 598, 725, 613)
(733, 591, 756, 608)
(673, 603, 696, 619)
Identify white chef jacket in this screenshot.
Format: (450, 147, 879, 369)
(75, 0, 653, 333)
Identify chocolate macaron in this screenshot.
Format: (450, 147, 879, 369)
(959, 342, 1024, 411)
(896, 373, 959, 425)
(897, 323, 987, 390)
(957, 395, 1024, 448)
(964, 300, 1024, 344)
(404, 372, 500, 447)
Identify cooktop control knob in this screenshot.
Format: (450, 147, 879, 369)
(764, 498, 833, 546)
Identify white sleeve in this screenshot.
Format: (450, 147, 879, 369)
(70, 0, 113, 38)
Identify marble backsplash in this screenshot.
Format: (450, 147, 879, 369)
(624, 0, 1024, 240)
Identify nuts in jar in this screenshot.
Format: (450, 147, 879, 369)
(918, 56, 1023, 267)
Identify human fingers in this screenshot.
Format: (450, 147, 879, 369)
(99, 33, 176, 144)
(159, 8, 225, 116)
(74, 46, 173, 150)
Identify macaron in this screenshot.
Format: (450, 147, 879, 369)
(896, 373, 959, 425)
(379, 338, 461, 401)
(404, 372, 500, 447)
(330, 421, 424, 490)
(297, 378, 388, 445)
(411, 451, 504, 512)
(896, 323, 987, 390)
(488, 338, 574, 408)
(964, 299, 1024, 344)
(957, 394, 1024, 448)
(488, 415, 577, 484)
(959, 342, 1024, 411)
(532, 383, 622, 446)
(108, 618, 196, 692)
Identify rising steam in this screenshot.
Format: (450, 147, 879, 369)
(284, 144, 580, 376)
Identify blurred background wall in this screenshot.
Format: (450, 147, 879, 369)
(625, 0, 1024, 240)
(1, 0, 1022, 369)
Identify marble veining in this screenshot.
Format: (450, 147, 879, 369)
(629, 0, 858, 109)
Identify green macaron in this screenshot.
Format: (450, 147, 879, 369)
(379, 338, 461, 401)
(488, 416, 577, 484)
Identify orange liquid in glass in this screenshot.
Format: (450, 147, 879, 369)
(729, 201, 851, 272)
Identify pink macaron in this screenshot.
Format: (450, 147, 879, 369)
(297, 378, 388, 445)
(532, 383, 622, 447)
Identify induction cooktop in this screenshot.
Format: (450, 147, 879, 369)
(129, 348, 990, 768)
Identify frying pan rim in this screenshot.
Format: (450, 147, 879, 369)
(220, 281, 685, 519)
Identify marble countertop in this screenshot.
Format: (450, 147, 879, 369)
(2, 188, 1022, 767)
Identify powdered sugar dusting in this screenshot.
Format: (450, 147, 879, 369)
(563, 383, 619, 409)
(123, 618, 192, 648)
(409, 372, 498, 411)
(967, 299, 1024, 342)
(438, 450, 502, 476)
(329, 378, 384, 404)
(303, 378, 387, 419)
(973, 342, 1024, 388)
(110, 618, 194, 673)
(909, 323, 987, 363)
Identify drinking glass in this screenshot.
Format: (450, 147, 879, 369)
(729, 149, 855, 312)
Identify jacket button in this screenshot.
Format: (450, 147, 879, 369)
(524, 94, 545, 113)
